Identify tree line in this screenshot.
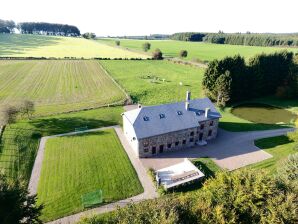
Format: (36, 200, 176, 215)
(0, 19, 80, 37)
(170, 32, 298, 47)
(202, 51, 297, 106)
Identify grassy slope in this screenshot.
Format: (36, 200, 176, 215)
(100, 60, 205, 105)
(250, 135, 297, 173)
(37, 129, 143, 221)
(0, 60, 126, 115)
(0, 106, 123, 181)
(97, 38, 298, 62)
(0, 34, 148, 58)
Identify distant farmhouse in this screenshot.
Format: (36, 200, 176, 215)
(122, 91, 221, 158)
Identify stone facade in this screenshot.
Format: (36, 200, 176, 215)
(137, 118, 219, 158)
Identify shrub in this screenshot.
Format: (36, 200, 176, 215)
(115, 40, 120, 46)
(179, 50, 188, 58)
(152, 49, 163, 60)
(142, 42, 151, 52)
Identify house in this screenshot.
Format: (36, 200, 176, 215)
(122, 91, 221, 158)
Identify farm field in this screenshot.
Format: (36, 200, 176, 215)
(250, 135, 297, 173)
(37, 128, 143, 221)
(100, 60, 205, 105)
(0, 60, 126, 115)
(0, 106, 123, 182)
(0, 34, 148, 58)
(97, 38, 298, 62)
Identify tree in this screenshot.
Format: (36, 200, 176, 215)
(82, 32, 96, 39)
(152, 48, 163, 60)
(142, 42, 151, 52)
(214, 71, 232, 107)
(115, 40, 120, 46)
(0, 172, 43, 224)
(1, 105, 19, 125)
(19, 100, 35, 119)
(179, 50, 188, 58)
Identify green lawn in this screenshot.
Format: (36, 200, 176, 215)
(192, 157, 221, 178)
(97, 38, 298, 62)
(250, 135, 297, 173)
(0, 34, 148, 59)
(37, 129, 143, 221)
(0, 60, 126, 115)
(100, 60, 205, 105)
(0, 106, 123, 181)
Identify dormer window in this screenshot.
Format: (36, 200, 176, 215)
(159, 114, 165, 119)
(195, 111, 201, 116)
(177, 111, 183, 115)
(143, 116, 149, 121)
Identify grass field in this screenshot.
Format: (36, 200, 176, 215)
(0, 106, 123, 181)
(0, 60, 126, 115)
(250, 135, 297, 173)
(97, 38, 298, 62)
(100, 60, 205, 105)
(0, 34, 148, 58)
(37, 128, 143, 221)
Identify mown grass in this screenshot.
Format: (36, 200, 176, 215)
(250, 135, 297, 173)
(0, 60, 126, 115)
(97, 38, 298, 62)
(0, 34, 148, 58)
(37, 129, 143, 221)
(100, 60, 205, 105)
(0, 106, 123, 182)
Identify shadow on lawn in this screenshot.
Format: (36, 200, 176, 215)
(219, 121, 292, 132)
(30, 117, 118, 136)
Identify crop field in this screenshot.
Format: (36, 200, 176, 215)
(37, 128, 143, 221)
(0, 34, 148, 58)
(98, 38, 298, 62)
(100, 60, 205, 105)
(0, 60, 126, 115)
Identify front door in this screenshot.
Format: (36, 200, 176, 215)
(152, 147, 156, 154)
(159, 145, 164, 153)
(199, 133, 203, 141)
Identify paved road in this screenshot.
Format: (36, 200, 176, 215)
(141, 128, 295, 171)
(28, 125, 157, 224)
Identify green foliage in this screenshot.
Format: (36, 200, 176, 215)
(179, 50, 188, 58)
(203, 52, 296, 103)
(0, 173, 43, 224)
(115, 40, 120, 46)
(142, 42, 151, 52)
(215, 71, 232, 107)
(82, 32, 96, 39)
(152, 48, 163, 60)
(80, 169, 298, 224)
(170, 32, 206, 41)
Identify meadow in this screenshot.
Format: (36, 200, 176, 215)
(97, 38, 298, 62)
(0, 60, 126, 115)
(0, 34, 148, 58)
(250, 135, 297, 173)
(37, 128, 143, 221)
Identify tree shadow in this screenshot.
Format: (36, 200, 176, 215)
(0, 34, 63, 56)
(29, 117, 118, 136)
(219, 121, 292, 132)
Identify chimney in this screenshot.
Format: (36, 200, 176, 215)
(186, 91, 191, 101)
(205, 108, 210, 118)
(185, 101, 190, 111)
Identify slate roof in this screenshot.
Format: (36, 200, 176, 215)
(122, 97, 221, 140)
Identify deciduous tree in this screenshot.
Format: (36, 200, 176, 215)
(142, 42, 151, 52)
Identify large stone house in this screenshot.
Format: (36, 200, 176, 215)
(122, 92, 221, 158)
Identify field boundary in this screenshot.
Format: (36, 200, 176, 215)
(28, 126, 157, 224)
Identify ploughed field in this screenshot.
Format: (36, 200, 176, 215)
(0, 60, 126, 115)
(0, 34, 148, 59)
(37, 129, 143, 221)
(97, 38, 298, 62)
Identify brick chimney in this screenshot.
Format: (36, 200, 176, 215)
(185, 91, 191, 110)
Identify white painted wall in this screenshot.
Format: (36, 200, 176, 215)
(122, 115, 139, 157)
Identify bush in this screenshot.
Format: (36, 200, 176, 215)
(179, 50, 188, 58)
(142, 42, 151, 52)
(152, 49, 163, 60)
(115, 40, 120, 46)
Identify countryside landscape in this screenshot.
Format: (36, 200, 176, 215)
(1, 1, 298, 223)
